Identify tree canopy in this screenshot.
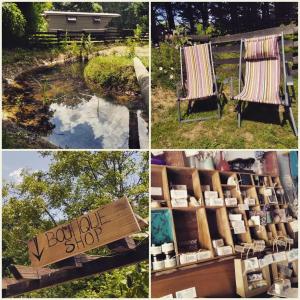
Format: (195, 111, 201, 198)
(3, 151, 149, 297)
(152, 2, 298, 41)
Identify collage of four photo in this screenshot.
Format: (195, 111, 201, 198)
(2, 1, 299, 298)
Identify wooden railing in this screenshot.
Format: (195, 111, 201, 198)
(188, 24, 298, 74)
(29, 28, 149, 47)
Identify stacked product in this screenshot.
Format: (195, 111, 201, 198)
(212, 238, 233, 256)
(151, 243, 177, 271)
(170, 185, 201, 207)
(203, 190, 224, 206)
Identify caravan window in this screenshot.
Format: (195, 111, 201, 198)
(93, 17, 101, 23)
(67, 17, 77, 23)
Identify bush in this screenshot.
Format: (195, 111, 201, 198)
(84, 55, 138, 93)
(151, 42, 180, 90)
(2, 3, 26, 47)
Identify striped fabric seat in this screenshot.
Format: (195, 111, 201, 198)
(180, 43, 214, 100)
(234, 35, 281, 105)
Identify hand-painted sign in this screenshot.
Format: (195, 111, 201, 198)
(28, 198, 140, 267)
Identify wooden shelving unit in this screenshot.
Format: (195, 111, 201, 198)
(151, 165, 297, 273)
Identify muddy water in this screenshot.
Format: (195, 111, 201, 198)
(12, 62, 148, 149)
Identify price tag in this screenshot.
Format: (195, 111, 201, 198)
(289, 220, 298, 232)
(176, 287, 197, 298)
(244, 257, 259, 271)
(238, 203, 249, 210)
(287, 249, 298, 262)
(234, 226, 246, 234)
(259, 254, 273, 268)
(151, 187, 162, 196)
(273, 251, 287, 262)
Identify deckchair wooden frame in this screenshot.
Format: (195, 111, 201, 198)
(176, 42, 221, 123)
(235, 32, 298, 136)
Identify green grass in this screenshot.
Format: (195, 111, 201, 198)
(84, 55, 138, 93)
(151, 67, 298, 149)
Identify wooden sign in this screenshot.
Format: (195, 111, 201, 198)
(28, 198, 140, 267)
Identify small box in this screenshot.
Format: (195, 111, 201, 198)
(233, 225, 246, 234)
(216, 245, 233, 256)
(197, 250, 211, 261)
(244, 198, 256, 206)
(151, 187, 163, 196)
(179, 252, 198, 265)
(274, 279, 291, 295)
(205, 198, 224, 206)
(231, 220, 244, 228)
(170, 189, 188, 199)
(225, 197, 237, 206)
(171, 199, 188, 208)
(229, 213, 242, 221)
(238, 203, 249, 210)
(212, 239, 224, 248)
(204, 191, 218, 199)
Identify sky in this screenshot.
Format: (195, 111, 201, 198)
(2, 151, 52, 183)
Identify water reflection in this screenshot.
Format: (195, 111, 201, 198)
(46, 95, 129, 149)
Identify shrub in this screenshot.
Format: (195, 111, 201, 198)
(151, 42, 180, 90)
(2, 3, 26, 47)
(84, 55, 138, 93)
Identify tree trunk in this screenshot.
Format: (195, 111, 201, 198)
(164, 3, 175, 30)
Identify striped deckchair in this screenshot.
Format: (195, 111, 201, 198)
(177, 42, 221, 122)
(234, 33, 297, 136)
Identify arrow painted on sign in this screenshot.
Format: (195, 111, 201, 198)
(32, 237, 44, 261)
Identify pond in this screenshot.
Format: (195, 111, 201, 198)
(5, 61, 148, 149)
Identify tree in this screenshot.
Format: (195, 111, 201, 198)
(2, 3, 26, 47)
(52, 2, 103, 13)
(2, 151, 149, 297)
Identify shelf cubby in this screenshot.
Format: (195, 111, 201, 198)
(167, 166, 202, 203)
(151, 165, 170, 207)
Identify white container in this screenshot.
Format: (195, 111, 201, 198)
(164, 257, 177, 268)
(152, 260, 165, 271)
(205, 198, 224, 206)
(161, 242, 174, 253)
(151, 245, 162, 256)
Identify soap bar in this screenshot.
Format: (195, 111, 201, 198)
(179, 252, 198, 265)
(151, 187, 163, 196)
(225, 197, 237, 206)
(171, 199, 188, 207)
(244, 198, 256, 205)
(205, 198, 224, 206)
(170, 189, 188, 199)
(204, 191, 218, 199)
(229, 213, 242, 221)
(216, 245, 232, 256)
(197, 250, 211, 260)
(212, 239, 224, 248)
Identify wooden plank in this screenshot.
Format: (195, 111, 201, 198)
(9, 265, 57, 280)
(28, 198, 140, 267)
(211, 24, 297, 44)
(152, 256, 236, 297)
(2, 278, 20, 290)
(107, 237, 136, 253)
(5, 241, 148, 297)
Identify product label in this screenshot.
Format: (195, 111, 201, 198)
(151, 187, 163, 196)
(244, 257, 259, 271)
(225, 198, 237, 206)
(176, 287, 197, 298)
(244, 198, 256, 206)
(238, 203, 249, 210)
